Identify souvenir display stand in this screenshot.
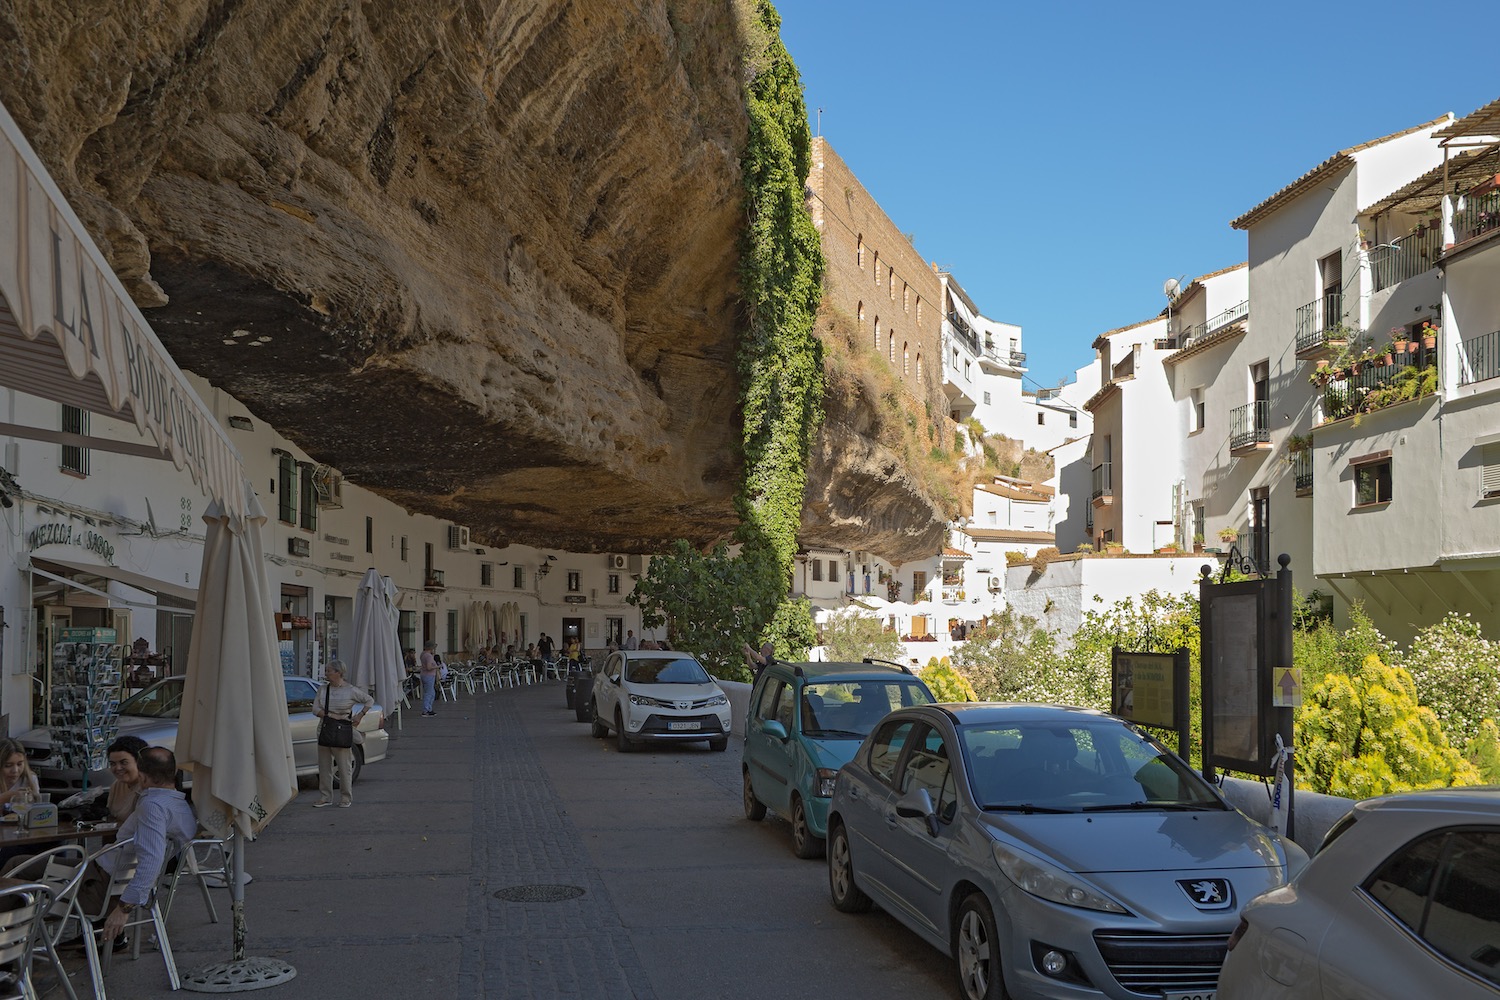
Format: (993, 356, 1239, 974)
(47, 627, 123, 786)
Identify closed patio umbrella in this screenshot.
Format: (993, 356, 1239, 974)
(350, 568, 405, 724)
(175, 490, 298, 987)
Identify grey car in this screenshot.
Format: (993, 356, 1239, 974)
(1219, 787, 1500, 1000)
(826, 703, 1308, 1000)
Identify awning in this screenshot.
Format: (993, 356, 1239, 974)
(27, 554, 198, 609)
(0, 98, 246, 516)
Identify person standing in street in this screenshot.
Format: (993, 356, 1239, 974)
(312, 660, 373, 808)
(419, 640, 440, 717)
(623, 629, 638, 650)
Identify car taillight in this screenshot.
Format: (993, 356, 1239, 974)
(1225, 916, 1249, 952)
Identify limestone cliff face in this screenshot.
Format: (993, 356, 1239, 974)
(1, 0, 753, 552)
(0, 0, 944, 558)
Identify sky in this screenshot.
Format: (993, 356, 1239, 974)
(777, 1, 1499, 392)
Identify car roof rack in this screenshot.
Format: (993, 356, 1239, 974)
(861, 657, 916, 676)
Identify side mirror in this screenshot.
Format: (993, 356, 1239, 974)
(761, 720, 788, 741)
(896, 787, 940, 837)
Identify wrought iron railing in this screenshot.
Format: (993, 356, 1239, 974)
(1090, 463, 1113, 502)
(1459, 329, 1500, 387)
(1369, 227, 1444, 292)
(1292, 450, 1313, 494)
(1295, 291, 1344, 353)
(1453, 190, 1500, 244)
(1230, 401, 1270, 451)
(1180, 299, 1250, 346)
(1244, 528, 1270, 575)
(1009, 350, 1027, 365)
(1320, 353, 1431, 421)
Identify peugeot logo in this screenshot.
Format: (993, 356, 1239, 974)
(1177, 878, 1233, 910)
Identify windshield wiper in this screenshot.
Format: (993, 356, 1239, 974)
(983, 803, 1073, 814)
(1081, 801, 1224, 813)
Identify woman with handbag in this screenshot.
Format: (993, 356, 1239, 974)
(312, 660, 373, 808)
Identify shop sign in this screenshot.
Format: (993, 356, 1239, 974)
(27, 520, 116, 565)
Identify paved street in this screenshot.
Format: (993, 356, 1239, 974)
(95, 678, 953, 999)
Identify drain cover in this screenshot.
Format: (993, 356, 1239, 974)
(494, 884, 585, 902)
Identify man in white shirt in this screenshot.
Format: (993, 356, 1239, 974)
(623, 630, 638, 650)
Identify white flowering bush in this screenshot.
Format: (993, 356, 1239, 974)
(1401, 613, 1500, 749)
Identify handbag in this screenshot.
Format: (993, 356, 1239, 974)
(318, 685, 355, 748)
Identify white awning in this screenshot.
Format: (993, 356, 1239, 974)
(0, 99, 246, 516)
(28, 554, 198, 609)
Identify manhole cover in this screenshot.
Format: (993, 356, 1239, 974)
(493, 884, 586, 902)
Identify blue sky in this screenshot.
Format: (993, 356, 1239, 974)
(777, 2, 1498, 392)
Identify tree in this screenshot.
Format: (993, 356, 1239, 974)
(761, 597, 817, 663)
(949, 608, 1058, 702)
(627, 540, 781, 682)
(1467, 719, 1500, 784)
(1296, 654, 1479, 798)
(819, 608, 904, 664)
(1401, 613, 1500, 749)
(920, 657, 977, 702)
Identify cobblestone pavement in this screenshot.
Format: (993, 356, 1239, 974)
(75, 679, 952, 1000)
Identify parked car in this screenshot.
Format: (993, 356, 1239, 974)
(588, 649, 731, 752)
(743, 659, 934, 858)
(20, 674, 390, 794)
(1220, 787, 1500, 1000)
(826, 703, 1309, 1000)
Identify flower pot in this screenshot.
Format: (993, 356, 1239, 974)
(1379, 353, 1394, 366)
(1422, 336, 1437, 349)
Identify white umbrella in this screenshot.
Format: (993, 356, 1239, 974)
(176, 490, 297, 985)
(377, 575, 404, 713)
(349, 569, 404, 718)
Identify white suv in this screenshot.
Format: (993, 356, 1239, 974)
(588, 650, 732, 753)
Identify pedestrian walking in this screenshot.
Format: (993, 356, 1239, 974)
(312, 660, 373, 808)
(419, 640, 440, 717)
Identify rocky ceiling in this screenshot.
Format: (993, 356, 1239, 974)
(1, 0, 945, 563)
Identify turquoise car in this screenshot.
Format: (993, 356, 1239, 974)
(742, 660, 934, 859)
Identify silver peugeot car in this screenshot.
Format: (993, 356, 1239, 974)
(826, 703, 1308, 1000)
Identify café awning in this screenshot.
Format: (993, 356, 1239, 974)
(0, 98, 246, 516)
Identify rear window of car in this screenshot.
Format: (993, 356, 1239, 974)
(118, 678, 185, 719)
(802, 680, 933, 737)
(626, 656, 710, 684)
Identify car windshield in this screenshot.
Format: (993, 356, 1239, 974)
(118, 677, 186, 719)
(800, 679, 935, 738)
(626, 656, 711, 684)
(961, 719, 1226, 813)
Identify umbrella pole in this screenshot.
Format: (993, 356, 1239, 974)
(180, 834, 297, 992)
(232, 834, 247, 962)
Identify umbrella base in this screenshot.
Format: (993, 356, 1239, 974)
(181, 957, 297, 993)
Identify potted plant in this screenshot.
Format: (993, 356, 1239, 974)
(1218, 526, 1239, 545)
(1420, 322, 1439, 350)
(1192, 532, 1205, 553)
(1286, 433, 1313, 454)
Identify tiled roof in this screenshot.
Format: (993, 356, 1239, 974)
(1231, 116, 1451, 230)
(942, 547, 971, 559)
(1435, 95, 1500, 139)
(965, 527, 1055, 544)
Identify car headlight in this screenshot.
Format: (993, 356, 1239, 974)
(814, 768, 839, 798)
(628, 694, 670, 708)
(992, 843, 1127, 913)
(705, 694, 728, 707)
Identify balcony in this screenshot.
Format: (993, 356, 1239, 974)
(1453, 189, 1500, 246)
(1370, 228, 1443, 292)
(1317, 353, 1436, 422)
(1294, 291, 1346, 357)
(1459, 329, 1500, 387)
(983, 343, 1025, 368)
(1229, 400, 1270, 455)
(424, 569, 446, 590)
(1179, 299, 1249, 347)
(1090, 462, 1113, 506)
(1292, 450, 1313, 497)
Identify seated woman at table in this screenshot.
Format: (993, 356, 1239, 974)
(104, 735, 150, 823)
(0, 739, 38, 812)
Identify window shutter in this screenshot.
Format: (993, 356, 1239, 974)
(1483, 461, 1500, 498)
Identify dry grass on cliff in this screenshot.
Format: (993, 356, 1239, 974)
(817, 308, 1054, 520)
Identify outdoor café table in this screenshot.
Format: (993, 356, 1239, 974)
(0, 819, 118, 852)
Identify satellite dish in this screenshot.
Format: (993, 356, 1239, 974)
(1162, 277, 1181, 299)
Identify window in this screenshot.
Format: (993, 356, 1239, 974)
(298, 463, 317, 531)
(424, 542, 433, 576)
(608, 573, 620, 594)
(513, 565, 525, 588)
(755, 678, 787, 724)
(888, 265, 894, 297)
(888, 334, 895, 364)
(873, 251, 880, 285)
(856, 236, 863, 268)
(868, 719, 918, 787)
(446, 610, 458, 653)
(401, 536, 409, 562)
(1191, 387, 1206, 432)
(365, 516, 374, 553)
(1037, 412, 1045, 425)
(1354, 455, 1393, 506)
(902, 342, 909, 377)
(60, 405, 89, 475)
(1482, 443, 1500, 499)
(811, 559, 822, 582)
(903, 283, 909, 312)
(398, 611, 416, 654)
(913, 570, 927, 597)
(963, 359, 970, 380)
(1364, 829, 1500, 988)
(983, 391, 991, 405)
(874, 317, 880, 351)
(828, 560, 839, 583)
(566, 571, 581, 592)
(481, 563, 493, 587)
(901, 727, 956, 823)
(1069, 412, 1078, 428)
(916, 297, 922, 324)
(916, 353, 922, 381)
(277, 453, 297, 523)
(857, 301, 863, 324)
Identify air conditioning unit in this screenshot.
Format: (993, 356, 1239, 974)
(447, 525, 470, 550)
(607, 554, 628, 571)
(312, 465, 343, 509)
(988, 576, 1001, 590)
(288, 538, 311, 558)
(627, 554, 643, 573)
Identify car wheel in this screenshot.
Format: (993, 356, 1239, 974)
(709, 737, 728, 752)
(574, 692, 594, 723)
(590, 702, 608, 739)
(615, 710, 634, 753)
(792, 795, 825, 859)
(955, 893, 1007, 1000)
(827, 821, 871, 913)
(743, 769, 767, 821)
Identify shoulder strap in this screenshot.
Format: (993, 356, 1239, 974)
(324, 683, 331, 713)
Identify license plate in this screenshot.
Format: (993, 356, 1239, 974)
(668, 721, 701, 731)
(1164, 992, 1214, 1000)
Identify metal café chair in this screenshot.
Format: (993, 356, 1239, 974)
(0, 880, 52, 1000)
(162, 829, 233, 924)
(93, 839, 182, 993)
(8, 844, 90, 1000)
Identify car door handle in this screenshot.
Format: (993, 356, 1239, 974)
(848, 786, 860, 801)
